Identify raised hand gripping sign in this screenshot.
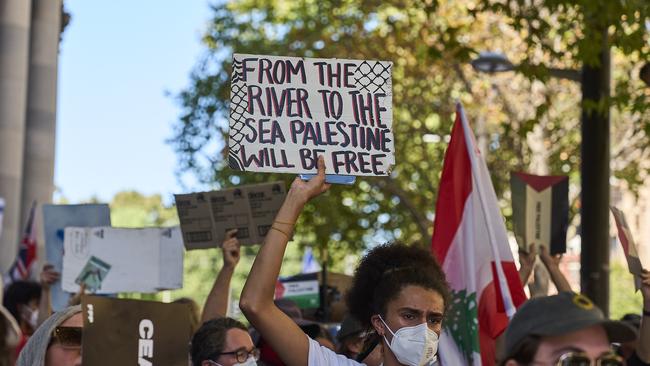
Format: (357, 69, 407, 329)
(228, 54, 395, 176)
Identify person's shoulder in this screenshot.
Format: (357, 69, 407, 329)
(306, 336, 362, 366)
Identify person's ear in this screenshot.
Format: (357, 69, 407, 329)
(370, 314, 385, 336)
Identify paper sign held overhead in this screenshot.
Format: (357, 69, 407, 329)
(510, 172, 568, 254)
(175, 182, 286, 249)
(62, 227, 183, 294)
(228, 53, 395, 176)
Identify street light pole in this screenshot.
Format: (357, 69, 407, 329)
(580, 36, 611, 316)
(471, 49, 611, 315)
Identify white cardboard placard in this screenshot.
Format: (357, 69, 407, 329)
(62, 226, 183, 294)
(228, 53, 394, 176)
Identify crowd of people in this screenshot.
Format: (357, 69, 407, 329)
(2, 157, 650, 365)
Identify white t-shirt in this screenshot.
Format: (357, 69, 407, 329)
(307, 336, 364, 366)
(307, 336, 439, 366)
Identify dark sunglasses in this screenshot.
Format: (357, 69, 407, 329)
(49, 326, 83, 349)
(555, 351, 624, 366)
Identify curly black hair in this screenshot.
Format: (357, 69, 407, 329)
(190, 317, 248, 366)
(346, 243, 450, 328)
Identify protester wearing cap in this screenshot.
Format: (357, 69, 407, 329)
(336, 315, 365, 359)
(502, 292, 636, 366)
(16, 305, 82, 366)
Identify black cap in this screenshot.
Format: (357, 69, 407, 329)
(337, 315, 364, 341)
(505, 292, 637, 356)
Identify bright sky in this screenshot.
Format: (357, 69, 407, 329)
(55, 0, 213, 204)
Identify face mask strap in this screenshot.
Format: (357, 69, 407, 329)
(377, 314, 396, 338)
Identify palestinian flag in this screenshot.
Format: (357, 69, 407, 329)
(432, 104, 527, 366)
(611, 207, 646, 290)
(510, 172, 568, 254)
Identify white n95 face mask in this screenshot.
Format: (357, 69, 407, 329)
(379, 316, 439, 366)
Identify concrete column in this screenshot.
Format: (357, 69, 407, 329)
(0, 0, 32, 272)
(20, 0, 62, 266)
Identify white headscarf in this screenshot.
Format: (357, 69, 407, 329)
(16, 305, 81, 366)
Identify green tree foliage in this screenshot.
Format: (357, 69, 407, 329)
(609, 261, 643, 320)
(171, 0, 649, 257)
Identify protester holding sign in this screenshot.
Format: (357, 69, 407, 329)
(240, 157, 448, 366)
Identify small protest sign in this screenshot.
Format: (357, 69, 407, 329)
(62, 227, 183, 294)
(510, 172, 568, 254)
(82, 296, 191, 366)
(75, 256, 111, 292)
(275, 276, 320, 309)
(228, 53, 395, 176)
(42, 204, 111, 311)
(611, 206, 648, 290)
(175, 182, 286, 249)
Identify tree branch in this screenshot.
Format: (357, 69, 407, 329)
(373, 177, 431, 244)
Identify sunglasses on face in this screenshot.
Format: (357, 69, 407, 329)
(553, 351, 624, 366)
(210, 348, 260, 364)
(49, 326, 83, 349)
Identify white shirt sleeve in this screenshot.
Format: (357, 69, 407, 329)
(307, 335, 365, 366)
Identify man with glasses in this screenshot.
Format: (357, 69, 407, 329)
(191, 317, 260, 366)
(501, 292, 636, 366)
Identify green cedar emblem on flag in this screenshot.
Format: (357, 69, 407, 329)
(444, 289, 479, 363)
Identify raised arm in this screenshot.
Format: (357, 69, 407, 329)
(201, 229, 241, 323)
(37, 264, 59, 326)
(240, 157, 330, 366)
(539, 245, 572, 292)
(518, 244, 536, 286)
(637, 269, 650, 362)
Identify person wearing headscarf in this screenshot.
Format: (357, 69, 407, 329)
(16, 305, 81, 366)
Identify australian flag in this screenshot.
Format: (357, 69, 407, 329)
(8, 201, 37, 282)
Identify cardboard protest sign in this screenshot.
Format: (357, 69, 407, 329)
(510, 172, 568, 254)
(42, 204, 111, 311)
(228, 53, 395, 176)
(82, 296, 191, 366)
(62, 227, 183, 294)
(611, 207, 648, 290)
(175, 182, 286, 249)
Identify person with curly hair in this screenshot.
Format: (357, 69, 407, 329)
(240, 156, 450, 366)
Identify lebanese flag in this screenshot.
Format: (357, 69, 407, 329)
(431, 104, 526, 365)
